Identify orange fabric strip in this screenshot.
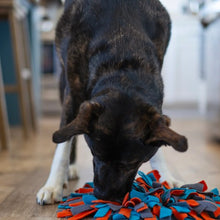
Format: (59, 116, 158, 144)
(137, 204, 148, 213)
(68, 208, 97, 220)
(189, 211, 203, 220)
(200, 212, 215, 220)
(214, 207, 220, 218)
(122, 193, 130, 206)
(66, 197, 82, 203)
(161, 181, 171, 189)
(144, 217, 157, 220)
(170, 207, 188, 220)
(179, 199, 200, 207)
(69, 201, 85, 207)
(125, 197, 142, 207)
(152, 205, 160, 216)
(197, 193, 206, 200)
(151, 170, 161, 181)
(119, 208, 132, 218)
(57, 209, 72, 218)
(171, 189, 185, 196)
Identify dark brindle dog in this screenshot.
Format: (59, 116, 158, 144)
(37, 0, 188, 205)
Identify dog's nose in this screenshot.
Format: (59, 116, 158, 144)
(94, 187, 124, 203)
(94, 188, 109, 200)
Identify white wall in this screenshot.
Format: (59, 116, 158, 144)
(162, 16, 202, 104)
(160, 0, 185, 13)
(159, 0, 203, 105)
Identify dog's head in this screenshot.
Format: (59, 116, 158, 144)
(53, 98, 187, 202)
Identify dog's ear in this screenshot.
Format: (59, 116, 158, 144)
(145, 115, 188, 152)
(162, 114, 171, 127)
(53, 101, 103, 143)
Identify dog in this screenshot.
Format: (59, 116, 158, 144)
(37, 0, 188, 205)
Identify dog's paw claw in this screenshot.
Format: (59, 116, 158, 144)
(63, 182, 68, 189)
(36, 186, 63, 205)
(68, 164, 79, 180)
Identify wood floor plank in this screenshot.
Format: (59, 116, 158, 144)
(0, 186, 14, 204)
(0, 168, 55, 218)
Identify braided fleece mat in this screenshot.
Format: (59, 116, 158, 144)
(57, 170, 220, 220)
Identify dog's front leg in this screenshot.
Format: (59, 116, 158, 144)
(36, 138, 73, 205)
(150, 149, 184, 187)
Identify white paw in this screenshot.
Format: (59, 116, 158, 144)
(160, 174, 184, 188)
(68, 164, 79, 180)
(36, 185, 63, 205)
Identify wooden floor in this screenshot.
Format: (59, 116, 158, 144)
(0, 113, 220, 219)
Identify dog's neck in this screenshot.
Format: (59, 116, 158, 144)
(90, 70, 163, 112)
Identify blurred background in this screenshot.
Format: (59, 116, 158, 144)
(0, 0, 220, 218)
